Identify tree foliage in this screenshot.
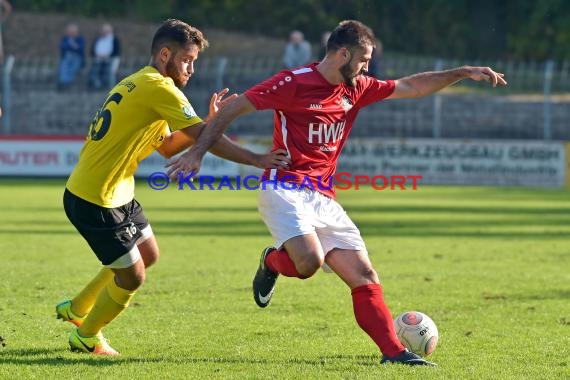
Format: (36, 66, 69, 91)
(16, 0, 570, 60)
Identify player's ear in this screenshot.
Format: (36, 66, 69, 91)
(159, 47, 171, 63)
(340, 47, 351, 62)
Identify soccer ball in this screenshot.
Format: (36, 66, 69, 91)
(394, 311, 438, 356)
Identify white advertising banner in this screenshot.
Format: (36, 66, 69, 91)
(0, 136, 567, 187)
(338, 138, 568, 187)
(0, 137, 238, 178)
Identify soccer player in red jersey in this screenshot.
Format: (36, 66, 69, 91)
(167, 20, 507, 366)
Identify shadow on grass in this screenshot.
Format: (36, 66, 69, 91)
(0, 348, 378, 367)
(0, 348, 127, 367)
(10, 204, 570, 216)
(345, 204, 570, 216)
(0, 229, 77, 236)
(1, 202, 568, 239)
(0, 226, 568, 240)
(509, 289, 570, 301)
(147, 204, 570, 216)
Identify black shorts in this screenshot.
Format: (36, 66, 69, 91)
(63, 188, 149, 265)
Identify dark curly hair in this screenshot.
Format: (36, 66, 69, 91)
(151, 19, 209, 55)
(326, 20, 376, 54)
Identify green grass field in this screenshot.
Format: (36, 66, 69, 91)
(0, 179, 568, 379)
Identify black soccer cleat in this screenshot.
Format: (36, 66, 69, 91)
(252, 247, 279, 308)
(380, 349, 437, 366)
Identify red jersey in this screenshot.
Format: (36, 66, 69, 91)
(244, 63, 395, 199)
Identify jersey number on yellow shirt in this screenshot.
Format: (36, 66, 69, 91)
(88, 93, 123, 141)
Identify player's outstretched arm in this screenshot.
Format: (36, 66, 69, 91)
(156, 87, 239, 159)
(157, 126, 289, 169)
(165, 94, 256, 179)
(209, 137, 291, 169)
(156, 128, 196, 159)
(388, 65, 507, 100)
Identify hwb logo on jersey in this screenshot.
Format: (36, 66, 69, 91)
(308, 121, 346, 144)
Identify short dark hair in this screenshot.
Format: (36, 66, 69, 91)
(151, 19, 209, 55)
(326, 20, 376, 54)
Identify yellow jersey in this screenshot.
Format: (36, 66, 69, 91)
(67, 66, 202, 207)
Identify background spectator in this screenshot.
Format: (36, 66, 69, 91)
(88, 23, 120, 90)
(282, 30, 311, 69)
(0, 0, 12, 64)
(0, 0, 10, 22)
(57, 23, 85, 91)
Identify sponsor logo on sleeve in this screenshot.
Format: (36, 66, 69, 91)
(182, 104, 197, 119)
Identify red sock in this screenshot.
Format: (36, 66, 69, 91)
(351, 283, 405, 357)
(265, 248, 302, 278)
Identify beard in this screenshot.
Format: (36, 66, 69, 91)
(340, 61, 359, 87)
(166, 58, 187, 89)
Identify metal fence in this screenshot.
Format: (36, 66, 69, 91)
(1, 55, 569, 140)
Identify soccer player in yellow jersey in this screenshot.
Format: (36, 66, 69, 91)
(56, 19, 290, 355)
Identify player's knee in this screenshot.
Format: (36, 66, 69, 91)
(135, 270, 146, 287)
(127, 270, 145, 290)
(141, 248, 160, 268)
(361, 267, 379, 284)
(115, 268, 146, 291)
(295, 254, 324, 278)
(138, 235, 159, 268)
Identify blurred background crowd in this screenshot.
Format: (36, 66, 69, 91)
(0, 0, 569, 140)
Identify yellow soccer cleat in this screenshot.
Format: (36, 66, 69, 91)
(69, 328, 120, 356)
(56, 300, 85, 327)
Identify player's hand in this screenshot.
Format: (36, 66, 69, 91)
(254, 148, 291, 169)
(207, 88, 238, 121)
(466, 66, 507, 87)
(165, 149, 203, 181)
